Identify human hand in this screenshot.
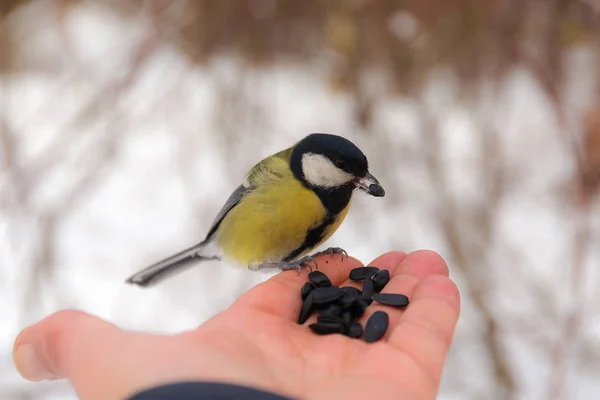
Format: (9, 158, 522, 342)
(12, 250, 460, 400)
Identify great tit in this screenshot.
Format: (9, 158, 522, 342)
(125, 133, 385, 287)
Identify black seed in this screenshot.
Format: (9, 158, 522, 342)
(337, 286, 359, 308)
(317, 314, 344, 325)
(364, 311, 389, 343)
(368, 184, 385, 197)
(320, 303, 344, 318)
(311, 286, 345, 304)
(362, 278, 374, 300)
(372, 269, 390, 292)
(308, 270, 332, 287)
(309, 321, 345, 335)
(347, 322, 363, 339)
(298, 294, 314, 324)
(342, 286, 361, 296)
(342, 311, 353, 327)
(348, 299, 368, 319)
(300, 282, 315, 300)
(356, 294, 372, 306)
(349, 266, 380, 281)
(372, 293, 409, 308)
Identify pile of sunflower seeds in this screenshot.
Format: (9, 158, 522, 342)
(298, 266, 409, 343)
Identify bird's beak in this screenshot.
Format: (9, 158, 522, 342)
(354, 172, 385, 197)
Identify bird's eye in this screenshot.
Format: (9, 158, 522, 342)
(334, 159, 346, 169)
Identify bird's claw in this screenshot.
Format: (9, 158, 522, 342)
(311, 247, 348, 261)
(298, 255, 319, 273)
(280, 255, 319, 275)
(277, 248, 346, 275)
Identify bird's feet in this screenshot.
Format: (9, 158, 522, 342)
(280, 255, 319, 274)
(252, 255, 319, 275)
(310, 247, 348, 261)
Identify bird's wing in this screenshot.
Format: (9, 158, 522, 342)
(244, 147, 293, 186)
(204, 184, 252, 240)
(204, 147, 293, 241)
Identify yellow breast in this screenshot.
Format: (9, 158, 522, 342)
(215, 177, 350, 267)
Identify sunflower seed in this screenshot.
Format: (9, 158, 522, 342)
(364, 311, 389, 343)
(320, 303, 344, 318)
(300, 282, 315, 300)
(317, 314, 344, 324)
(309, 321, 345, 335)
(342, 311, 353, 327)
(298, 294, 314, 324)
(311, 286, 345, 304)
(362, 278, 374, 300)
(342, 286, 361, 296)
(348, 298, 368, 319)
(349, 266, 380, 281)
(308, 270, 332, 287)
(356, 294, 373, 307)
(372, 293, 409, 308)
(347, 322, 363, 339)
(337, 286, 359, 308)
(372, 269, 390, 292)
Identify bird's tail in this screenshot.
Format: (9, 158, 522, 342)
(125, 241, 219, 287)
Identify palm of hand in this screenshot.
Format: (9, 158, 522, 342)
(182, 251, 459, 400)
(13, 251, 459, 400)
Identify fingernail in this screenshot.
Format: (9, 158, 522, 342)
(13, 344, 56, 381)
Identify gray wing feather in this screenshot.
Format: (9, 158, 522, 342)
(126, 182, 255, 288)
(204, 184, 253, 240)
(204, 148, 290, 240)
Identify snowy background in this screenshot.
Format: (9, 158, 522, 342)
(1, 1, 600, 399)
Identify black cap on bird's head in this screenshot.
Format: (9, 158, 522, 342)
(290, 133, 385, 197)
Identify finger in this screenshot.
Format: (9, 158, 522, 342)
(358, 249, 449, 314)
(234, 254, 364, 320)
(12, 310, 219, 400)
(359, 250, 451, 338)
(386, 249, 449, 278)
(12, 310, 141, 399)
(366, 251, 409, 273)
(13, 310, 119, 382)
(338, 251, 408, 291)
(388, 275, 460, 384)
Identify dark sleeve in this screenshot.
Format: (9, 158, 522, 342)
(127, 381, 296, 400)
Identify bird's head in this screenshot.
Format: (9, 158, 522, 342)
(291, 133, 385, 197)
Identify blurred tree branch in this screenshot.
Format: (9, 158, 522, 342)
(0, 0, 176, 321)
(418, 100, 517, 398)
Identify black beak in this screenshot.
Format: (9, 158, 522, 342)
(354, 172, 385, 197)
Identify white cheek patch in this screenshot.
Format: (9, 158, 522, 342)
(301, 153, 354, 188)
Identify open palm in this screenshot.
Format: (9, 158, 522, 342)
(13, 250, 460, 400)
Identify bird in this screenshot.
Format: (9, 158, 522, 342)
(125, 133, 385, 287)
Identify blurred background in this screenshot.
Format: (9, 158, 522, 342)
(1, 0, 600, 399)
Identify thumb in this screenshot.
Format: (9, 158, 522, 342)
(12, 309, 216, 400)
(13, 310, 119, 382)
